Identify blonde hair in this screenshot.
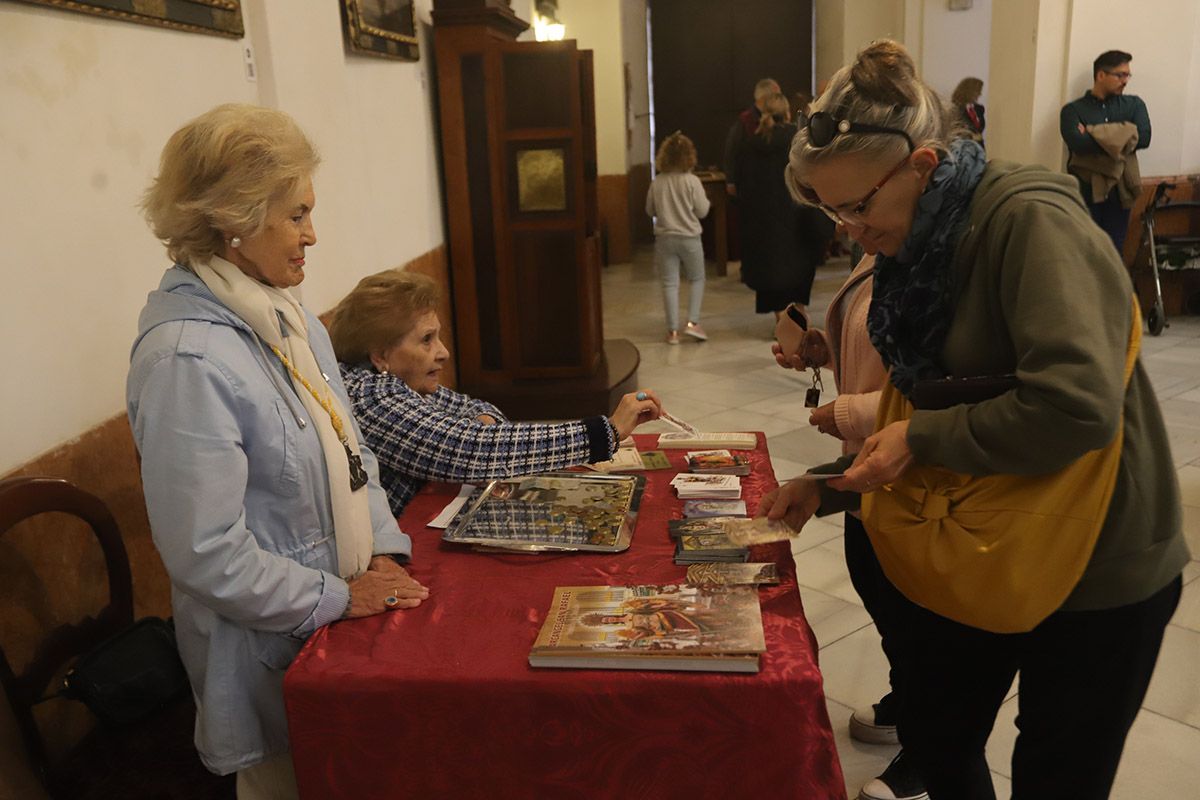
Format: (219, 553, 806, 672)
(655, 131, 697, 173)
(951, 77, 983, 106)
(755, 93, 791, 139)
(786, 40, 949, 203)
(753, 78, 780, 103)
(141, 104, 320, 266)
(327, 269, 441, 365)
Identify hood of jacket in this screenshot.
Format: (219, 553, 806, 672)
(956, 158, 1086, 264)
(131, 265, 256, 357)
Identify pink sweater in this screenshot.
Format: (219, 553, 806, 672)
(812, 255, 887, 456)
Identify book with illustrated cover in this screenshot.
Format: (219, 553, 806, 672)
(686, 449, 752, 476)
(682, 499, 747, 518)
(529, 584, 766, 673)
(443, 473, 643, 553)
(658, 431, 757, 450)
(686, 563, 781, 586)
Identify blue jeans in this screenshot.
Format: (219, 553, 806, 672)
(656, 235, 705, 331)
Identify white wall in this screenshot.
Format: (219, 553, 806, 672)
(0, 0, 444, 473)
(917, 0, 991, 106)
(621, 0, 651, 169)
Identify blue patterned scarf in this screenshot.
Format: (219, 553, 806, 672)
(867, 138, 988, 396)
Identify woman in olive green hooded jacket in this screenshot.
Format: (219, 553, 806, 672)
(762, 41, 1187, 800)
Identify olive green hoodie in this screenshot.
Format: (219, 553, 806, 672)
(825, 160, 1188, 611)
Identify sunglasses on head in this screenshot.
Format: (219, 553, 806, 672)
(805, 111, 915, 151)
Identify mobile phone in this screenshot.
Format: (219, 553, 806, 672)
(774, 303, 809, 359)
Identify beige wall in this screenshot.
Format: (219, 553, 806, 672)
(0, 0, 446, 474)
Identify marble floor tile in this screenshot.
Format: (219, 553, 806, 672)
(798, 587, 875, 650)
(814, 623, 891, 712)
(1171, 576, 1200, 633)
(793, 540, 865, 606)
(1142, 623, 1200, 729)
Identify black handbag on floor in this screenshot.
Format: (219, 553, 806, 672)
(61, 616, 190, 726)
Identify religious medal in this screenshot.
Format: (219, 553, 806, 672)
(344, 444, 369, 491)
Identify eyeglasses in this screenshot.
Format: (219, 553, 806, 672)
(1104, 70, 1132, 80)
(805, 111, 915, 151)
(797, 155, 912, 226)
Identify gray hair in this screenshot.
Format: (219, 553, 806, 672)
(786, 40, 949, 204)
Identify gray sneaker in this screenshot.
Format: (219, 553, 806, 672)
(849, 698, 899, 745)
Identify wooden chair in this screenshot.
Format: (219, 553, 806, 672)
(0, 476, 234, 800)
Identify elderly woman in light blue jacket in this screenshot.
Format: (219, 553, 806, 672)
(127, 104, 429, 799)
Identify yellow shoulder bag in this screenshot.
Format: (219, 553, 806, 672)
(861, 300, 1141, 633)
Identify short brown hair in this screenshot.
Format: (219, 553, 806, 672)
(141, 104, 319, 266)
(655, 131, 697, 173)
(327, 268, 440, 364)
(951, 77, 983, 106)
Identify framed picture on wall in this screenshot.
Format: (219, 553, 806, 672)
(11, 0, 244, 37)
(341, 0, 420, 61)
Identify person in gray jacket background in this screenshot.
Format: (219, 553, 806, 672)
(128, 103, 428, 799)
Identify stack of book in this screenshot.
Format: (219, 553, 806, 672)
(529, 584, 766, 673)
(670, 473, 741, 500)
(670, 519, 750, 564)
(685, 449, 752, 476)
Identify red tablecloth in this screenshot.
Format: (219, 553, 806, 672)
(285, 433, 846, 799)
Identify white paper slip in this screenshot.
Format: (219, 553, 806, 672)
(427, 484, 476, 529)
(660, 410, 701, 437)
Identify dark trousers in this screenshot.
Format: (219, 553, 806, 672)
(898, 574, 1181, 800)
(842, 514, 911, 715)
(1089, 188, 1132, 255)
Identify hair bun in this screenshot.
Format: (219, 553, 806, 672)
(850, 40, 919, 106)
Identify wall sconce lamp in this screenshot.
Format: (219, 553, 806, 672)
(533, 0, 565, 41)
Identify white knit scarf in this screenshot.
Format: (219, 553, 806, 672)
(193, 256, 373, 579)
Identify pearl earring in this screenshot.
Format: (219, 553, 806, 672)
(380, 366, 389, 375)
(230, 236, 242, 248)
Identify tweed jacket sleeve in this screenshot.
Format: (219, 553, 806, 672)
(344, 369, 614, 485)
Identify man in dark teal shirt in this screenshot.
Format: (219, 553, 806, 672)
(1060, 49, 1151, 253)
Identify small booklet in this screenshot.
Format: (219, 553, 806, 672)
(682, 499, 747, 518)
(658, 431, 757, 450)
(686, 449, 752, 476)
(639, 450, 672, 470)
(670, 473, 742, 499)
(686, 562, 781, 586)
(588, 443, 645, 473)
(529, 584, 766, 673)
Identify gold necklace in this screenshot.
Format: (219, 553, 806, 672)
(271, 345, 369, 491)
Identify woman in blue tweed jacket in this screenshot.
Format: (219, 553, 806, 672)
(329, 269, 662, 515)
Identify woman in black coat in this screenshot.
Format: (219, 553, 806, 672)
(735, 93, 834, 315)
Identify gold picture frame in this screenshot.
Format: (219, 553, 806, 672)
(341, 0, 419, 61)
(11, 0, 243, 38)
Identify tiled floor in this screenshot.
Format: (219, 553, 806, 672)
(603, 247, 1200, 800)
